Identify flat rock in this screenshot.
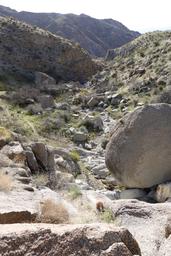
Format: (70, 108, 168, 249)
(110, 199, 171, 256)
(0, 224, 141, 256)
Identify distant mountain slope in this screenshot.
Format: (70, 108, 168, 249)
(0, 16, 99, 84)
(0, 5, 140, 57)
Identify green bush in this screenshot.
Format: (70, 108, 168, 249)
(100, 208, 115, 223)
(68, 185, 82, 200)
(69, 150, 80, 162)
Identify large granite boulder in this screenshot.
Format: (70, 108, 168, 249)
(0, 224, 141, 256)
(105, 104, 171, 188)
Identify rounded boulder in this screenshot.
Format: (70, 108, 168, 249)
(105, 104, 171, 188)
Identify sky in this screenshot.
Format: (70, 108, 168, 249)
(0, 0, 170, 33)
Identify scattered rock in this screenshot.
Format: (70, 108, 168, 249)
(1, 141, 25, 163)
(35, 72, 56, 86)
(158, 236, 171, 256)
(82, 115, 104, 132)
(0, 153, 13, 167)
(54, 149, 81, 177)
(111, 93, 123, 106)
(92, 164, 109, 179)
(27, 103, 43, 115)
(155, 182, 171, 203)
(37, 95, 55, 109)
(73, 132, 88, 144)
(87, 96, 99, 108)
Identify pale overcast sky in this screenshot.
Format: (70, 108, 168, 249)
(0, 0, 170, 33)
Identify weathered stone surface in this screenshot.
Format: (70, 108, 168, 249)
(0, 224, 141, 256)
(120, 189, 147, 200)
(73, 132, 88, 144)
(165, 216, 171, 239)
(105, 104, 171, 188)
(0, 153, 13, 167)
(158, 236, 171, 256)
(1, 141, 25, 163)
(92, 164, 109, 179)
(0, 191, 38, 224)
(155, 182, 171, 203)
(31, 142, 48, 170)
(110, 199, 171, 256)
(25, 150, 39, 173)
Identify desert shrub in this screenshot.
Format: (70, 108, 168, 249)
(39, 199, 69, 224)
(0, 173, 13, 192)
(69, 150, 80, 162)
(0, 127, 12, 142)
(99, 208, 115, 223)
(59, 111, 71, 122)
(68, 185, 82, 200)
(33, 173, 49, 187)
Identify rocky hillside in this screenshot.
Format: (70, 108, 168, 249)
(0, 16, 99, 84)
(0, 5, 140, 57)
(91, 31, 171, 114)
(1, 22, 171, 256)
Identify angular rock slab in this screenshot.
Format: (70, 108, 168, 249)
(0, 224, 141, 256)
(105, 104, 171, 188)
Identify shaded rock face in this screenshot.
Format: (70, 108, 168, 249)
(0, 17, 99, 83)
(0, 224, 141, 256)
(0, 210, 36, 224)
(0, 6, 140, 57)
(105, 104, 171, 188)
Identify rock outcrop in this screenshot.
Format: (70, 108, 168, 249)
(0, 16, 99, 84)
(0, 224, 141, 256)
(105, 104, 171, 188)
(0, 5, 140, 57)
(110, 199, 171, 256)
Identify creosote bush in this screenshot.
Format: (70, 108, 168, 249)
(99, 208, 115, 223)
(68, 185, 82, 200)
(69, 150, 80, 162)
(39, 199, 69, 224)
(0, 127, 12, 142)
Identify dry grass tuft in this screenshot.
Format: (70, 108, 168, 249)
(0, 173, 13, 192)
(0, 127, 11, 140)
(39, 199, 69, 224)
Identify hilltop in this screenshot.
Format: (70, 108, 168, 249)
(0, 16, 99, 85)
(0, 5, 140, 57)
